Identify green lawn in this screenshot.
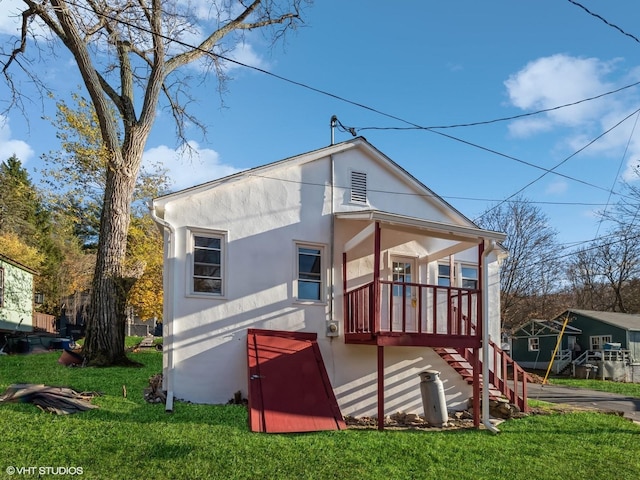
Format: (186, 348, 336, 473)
(1, 350, 639, 480)
(549, 377, 640, 397)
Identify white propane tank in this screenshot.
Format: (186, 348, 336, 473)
(418, 370, 448, 427)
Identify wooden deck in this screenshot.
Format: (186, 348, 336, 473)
(343, 280, 529, 415)
(344, 280, 481, 348)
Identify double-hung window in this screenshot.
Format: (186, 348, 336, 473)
(528, 337, 539, 352)
(461, 265, 478, 289)
(437, 263, 478, 289)
(437, 264, 451, 287)
(297, 244, 323, 301)
(192, 232, 224, 296)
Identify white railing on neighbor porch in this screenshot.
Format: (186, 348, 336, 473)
(552, 349, 573, 374)
(571, 349, 632, 377)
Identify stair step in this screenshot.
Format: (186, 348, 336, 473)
(435, 346, 523, 407)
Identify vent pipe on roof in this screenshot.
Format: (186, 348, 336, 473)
(330, 115, 337, 145)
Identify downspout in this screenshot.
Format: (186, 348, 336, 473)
(482, 239, 500, 434)
(148, 201, 175, 413)
(329, 115, 337, 327)
(330, 153, 335, 326)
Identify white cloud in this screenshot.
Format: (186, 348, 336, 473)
(143, 141, 240, 191)
(504, 54, 620, 136)
(225, 42, 268, 71)
(0, 116, 34, 163)
(504, 54, 640, 186)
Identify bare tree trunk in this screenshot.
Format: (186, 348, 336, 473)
(83, 147, 141, 366)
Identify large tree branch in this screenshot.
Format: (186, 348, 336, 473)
(165, 0, 299, 73)
(138, 0, 165, 130)
(50, 1, 121, 159)
(2, 1, 66, 74)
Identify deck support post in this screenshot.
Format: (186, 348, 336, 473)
(472, 346, 480, 427)
(373, 222, 381, 333)
(377, 345, 384, 431)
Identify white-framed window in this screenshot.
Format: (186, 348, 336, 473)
(189, 229, 226, 297)
(461, 265, 478, 289)
(437, 263, 478, 289)
(590, 335, 612, 351)
(296, 243, 324, 302)
(437, 264, 450, 287)
(528, 337, 539, 352)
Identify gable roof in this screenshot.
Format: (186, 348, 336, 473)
(514, 319, 582, 336)
(153, 137, 485, 231)
(563, 309, 640, 332)
(0, 253, 38, 275)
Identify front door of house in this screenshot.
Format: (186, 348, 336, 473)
(390, 256, 417, 332)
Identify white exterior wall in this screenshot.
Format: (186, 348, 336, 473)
(0, 259, 34, 332)
(155, 140, 503, 416)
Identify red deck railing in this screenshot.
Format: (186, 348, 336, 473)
(344, 280, 480, 338)
(345, 281, 529, 411)
(488, 340, 529, 412)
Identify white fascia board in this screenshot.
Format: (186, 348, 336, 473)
(335, 210, 507, 243)
(153, 140, 361, 207)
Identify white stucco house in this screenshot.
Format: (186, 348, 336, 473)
(151, 137, 528, 432)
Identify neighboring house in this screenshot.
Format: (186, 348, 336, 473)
(512, 309, 640, 377)
(0, 253, 36, 333)
(510, 317, 582, 371)
(152, 137, 527, 432)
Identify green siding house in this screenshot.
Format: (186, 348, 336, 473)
(0, 253, 36, 333)
(511, 309, 640, 372)
(510, 317, 582, 370)
(564, 309, 640, 362)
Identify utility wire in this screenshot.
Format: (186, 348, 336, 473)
(25, 2, 640, 260)
(51, 1, 639, 205)
(568, 0, 640, 44)
(356, 81, 640, 130)
(247, 171, 631, 207)
(594, 111, 640, 238)
(473, 106, 640, 222)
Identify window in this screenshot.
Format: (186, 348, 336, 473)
(297, 245, 323, 301)
(0, 267, 4, 307)
(392, 261, 412, 297)
(192, 233, 223, 295)
(437, 264, 450, 286)
(528, 337, 539, 352)
(350, 171, 367, 203)
(437, 263, 478, 289)
(590, 335, 612, 350)
(461, 265, 478, 289)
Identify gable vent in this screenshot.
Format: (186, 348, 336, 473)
(350, 171, 367, 203)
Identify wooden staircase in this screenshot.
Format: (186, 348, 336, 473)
(434, 347, 504, 399)
(435, 342, 529, 412)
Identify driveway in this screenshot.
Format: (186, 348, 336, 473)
(526, 382, 640, 422)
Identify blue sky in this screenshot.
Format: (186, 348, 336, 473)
(2, 1, 640, 250)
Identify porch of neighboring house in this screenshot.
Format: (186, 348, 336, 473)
(337, 212, 529, 430)
(567, 348, 633, 380)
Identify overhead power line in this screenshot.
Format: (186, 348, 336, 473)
(25, 1, 640, 260)
(568, 0, 640, 44)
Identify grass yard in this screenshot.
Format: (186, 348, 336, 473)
(549, 377, 640, 397)
(1, 348, 640, 480)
